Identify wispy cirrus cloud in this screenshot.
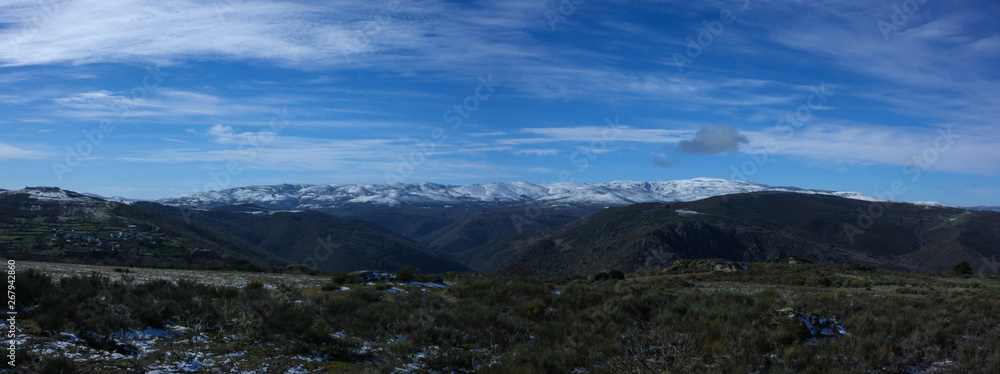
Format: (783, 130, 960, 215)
(744, 123, 1000, 176)
(0, 143, 49, 160)
(0, 0, 355, 68)
(0, 0, 552, 72)
(0, 0, 835, 107)
(745, 1, 1000, 124)
(49, 88, 270, 120)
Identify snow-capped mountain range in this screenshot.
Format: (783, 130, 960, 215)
(83, 193, 141, 204)
(156, 178, 883, 209)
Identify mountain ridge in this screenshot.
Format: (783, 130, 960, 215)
(156, 178, 883, 209)
(152, 178, 885, 243)
(457, 192, 1000, 278)
(0, 187, 467, 273)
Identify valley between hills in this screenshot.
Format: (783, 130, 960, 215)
(3, 179, 1000, 373)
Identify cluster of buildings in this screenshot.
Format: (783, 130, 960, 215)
(49, 224, 157, 250)
(50, 227, 111, 249)
(111, 225, 159, 246)
(111, 225, 155, 244)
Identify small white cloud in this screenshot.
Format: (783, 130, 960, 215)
(514, 149, 558, 156)
(207, 124, 235, 139)
(469, 132, 506, 137)
(677, 125, 748, 154)
(512, 126, 689, 145)
(203, 124, 277, 145)
(53, 90, 121, 106)
(575, 146, 614, 155)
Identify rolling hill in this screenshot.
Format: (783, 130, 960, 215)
(139, 203, 467, 273)
(0, 187, 278, 269)
(415, 206, 598, 253)
(458, 192, 1000, 278)
(0, 187, 466, 273)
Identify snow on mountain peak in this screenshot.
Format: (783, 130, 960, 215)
(1, 187, 96, 203)
(156, 178, 881, 209)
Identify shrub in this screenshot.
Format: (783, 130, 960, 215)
(351, 287, 382, 304)
(17, 269, 54, 308)
(285, 264, 310, 274)
(397, 265, 420, 282)
(135, 303, 168, 329)
(36, 355, 79, 374)
(330, 272, 359, 285)
(245, 280, 265, 290)
(512, 299, 546, 320)
(953, 262, 973, 276)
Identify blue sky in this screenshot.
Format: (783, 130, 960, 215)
(1, 0, 998, 205)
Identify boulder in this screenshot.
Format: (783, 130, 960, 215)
(768, 308, 848, 343)
(712, 262, 746, 273)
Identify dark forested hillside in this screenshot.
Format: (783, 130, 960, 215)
(0, 188, 279, 269)
(0, 188, 467, 273)
(141, 203, 468, 273)
(459, 192, 1000, 278)
(416, 206, 599, 253)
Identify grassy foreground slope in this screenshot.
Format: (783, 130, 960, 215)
(11, 260, 1000, 373)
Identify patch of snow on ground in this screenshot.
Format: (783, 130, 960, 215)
(675, 209, 703, 215)
(404, 281, 450, 289)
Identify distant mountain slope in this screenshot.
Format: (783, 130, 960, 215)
(415, 206, 596, 253)
(155, 178, 882, 246)
(0, 187, 278, 269)
(140, 203, 468, 273)
(458, 192, 1000, 278)
(966, 206, 1000, 213)
(83, 193, 144, 204)
(0, 188, 467, 273)
(156, 178, 881, 209)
